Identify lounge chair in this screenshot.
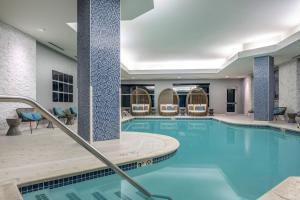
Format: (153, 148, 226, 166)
(132, 104, 150, 116)
(160, 104, 178, 116)
(131, 88, 152, 116)
(185, 88, 208, 116)
(273, 107, 287, 120)
(187, 104, 207, 116)
(16, 108, 43, 134)
(53, 107, 67, 123)
(69, 107, 78, 118)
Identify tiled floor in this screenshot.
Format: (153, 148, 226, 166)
(0, 122, 179, 199)
(1, 114, 299, 199)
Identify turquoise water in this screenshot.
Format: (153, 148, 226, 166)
(23, 119, 300, 200)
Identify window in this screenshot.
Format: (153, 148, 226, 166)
(173, 83, 210, 108)
(52, 70, 73, 102)
(121, 84, 155, 109)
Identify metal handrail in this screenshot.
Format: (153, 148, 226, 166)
(0, 95, 172, 200)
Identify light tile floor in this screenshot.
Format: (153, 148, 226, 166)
(0, 122, 179, 199)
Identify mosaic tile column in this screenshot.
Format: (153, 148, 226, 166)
(78, 0, 120, 141)
(253, 56, 275, 121)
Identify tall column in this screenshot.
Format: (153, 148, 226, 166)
(77, 0, 120, 141)
(253, 56, 275, 121)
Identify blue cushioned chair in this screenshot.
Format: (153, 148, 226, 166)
(69, 107, 78, 118)
(16, 108, 43, 134)
(273, 107, 287, 120)
(53, 107, 67, 123)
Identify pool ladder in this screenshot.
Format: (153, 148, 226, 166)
(0, 95, 172, 200)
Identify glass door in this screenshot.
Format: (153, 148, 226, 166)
(227, 89, 236, 113)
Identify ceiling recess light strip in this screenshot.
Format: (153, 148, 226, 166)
(48, 42, 64, 51)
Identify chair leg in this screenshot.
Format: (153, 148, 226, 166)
(36, 120, 40, 129)
(30, 121, 32, 134)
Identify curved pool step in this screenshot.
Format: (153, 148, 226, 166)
(32, 189, 149, 200)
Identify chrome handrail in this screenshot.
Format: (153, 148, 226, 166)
(0, 95, 172, 200)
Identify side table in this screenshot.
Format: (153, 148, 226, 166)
(6, 118, 21, 136)
(180, 108, 186, 116)
(66, 113, 75, 125)
(287, 113, 297, 123)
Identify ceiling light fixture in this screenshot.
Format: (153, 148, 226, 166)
(37, 28, 46, 32)
(66, 22, 77, 32)
(124, 59, 226, 70)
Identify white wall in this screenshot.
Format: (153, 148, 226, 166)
(36, 43, 77, 110)
(0, 22, 36, 134)
(243, 76, 253, 114)
(278, 59, 300, 113)
(122, 79, 245, 114)
(0, 22, 78, 134)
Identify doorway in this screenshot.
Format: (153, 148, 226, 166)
(227, 89, 236, 113)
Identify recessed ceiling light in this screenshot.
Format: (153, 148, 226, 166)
(225, 76, 230, 78)
(37, 28, 46, 32)
(66, 22, 77, 32)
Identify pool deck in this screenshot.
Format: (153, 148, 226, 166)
(258, 177, 300, 200)
(0, 123, 179, 199)
(1, 114, 300, 199)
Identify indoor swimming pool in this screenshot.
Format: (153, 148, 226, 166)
(23, 119, 300, 200)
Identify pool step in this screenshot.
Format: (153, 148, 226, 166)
(92, 192, 108, 200)
(115, 191, 133, 200)
(66, 192, 82, 200)
(30, 189, 148, 200)
(35, 194, 50, 200)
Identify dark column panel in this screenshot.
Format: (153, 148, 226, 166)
(78, 0, 120, 141)
(253, 56, 275, 121)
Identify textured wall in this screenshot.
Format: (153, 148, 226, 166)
(253, 56, 274, 121)
(122, 79, 245, 114)
(78, 0, 120, 141)
(278, 59, 300, 113)
(0, 22, 36, 135)
(36, 43, 77, 110)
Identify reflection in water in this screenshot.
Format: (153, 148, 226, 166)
(226, 127, 236, 144)
(122, 119, 300, 200)
(24, 119, 300, 200)
(244, 131, 251, 155)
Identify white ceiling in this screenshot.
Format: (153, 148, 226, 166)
(0, 0, 77, 60)
(1, 0, 300, 80)
(121, 0, 300, 72)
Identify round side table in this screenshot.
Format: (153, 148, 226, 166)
(6, 118, 21, 136)
(65, 114, 75, 125)
(209, 109, 214, 116)
(287, 113, 297, 123)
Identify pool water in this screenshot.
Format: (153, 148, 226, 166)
(23, 119, 300, 200)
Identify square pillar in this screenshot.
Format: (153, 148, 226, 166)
(78, 0, 120, 141)
(253, 56, 275, 121)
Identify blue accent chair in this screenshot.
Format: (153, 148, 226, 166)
(53, 107, 67, 123)
(16, 108, 43, 134)
(69, 107, 78, 118)
(273, 107, 287, 120)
